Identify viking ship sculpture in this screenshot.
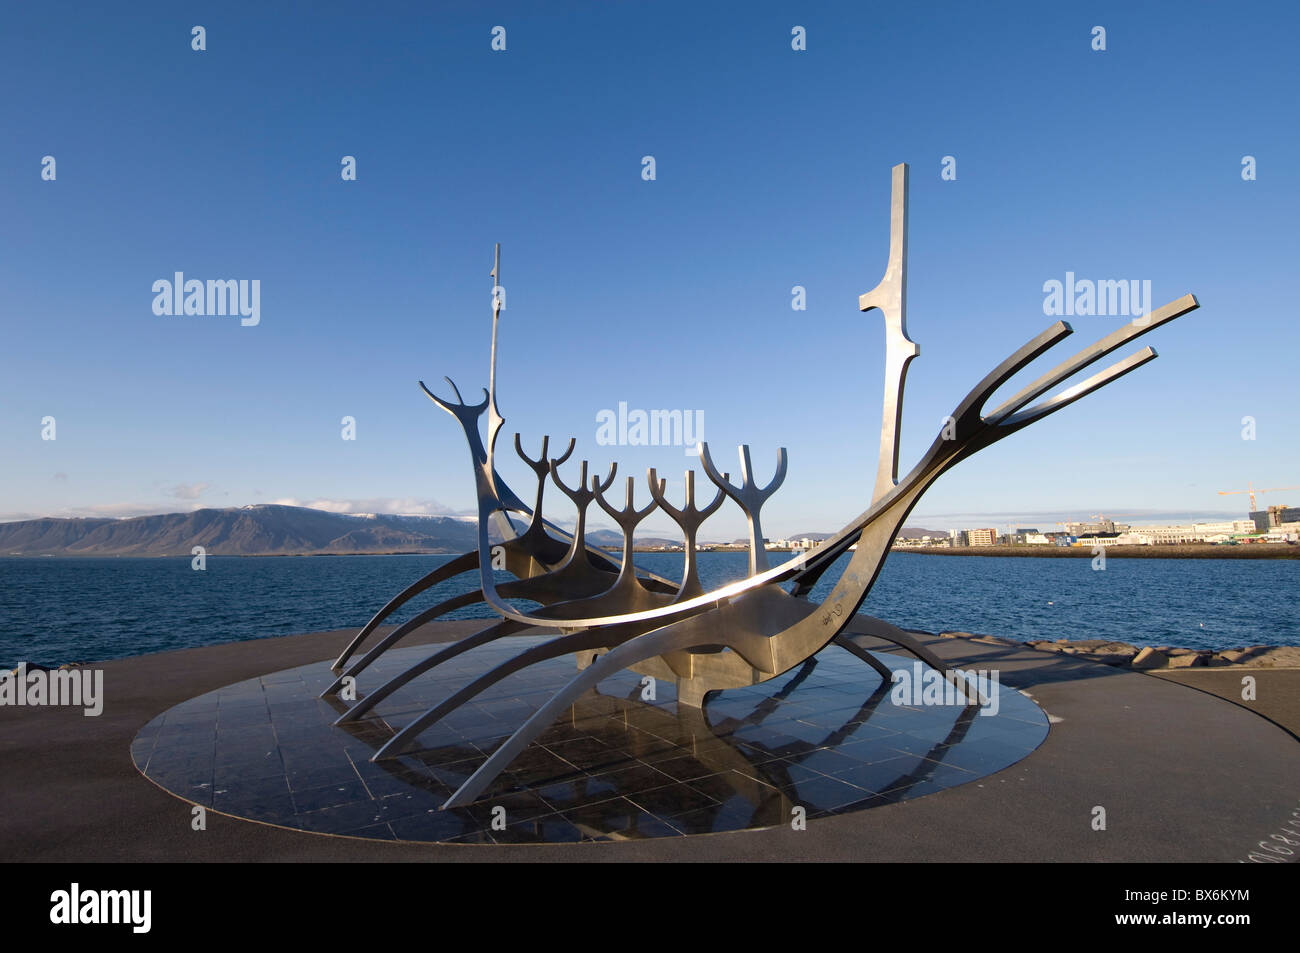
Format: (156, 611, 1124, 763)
(324, 163, 1199, 809)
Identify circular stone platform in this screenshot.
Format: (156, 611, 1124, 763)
(132, 636, 1048, 843)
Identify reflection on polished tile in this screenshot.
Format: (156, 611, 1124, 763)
(134, 638, 1047, 843)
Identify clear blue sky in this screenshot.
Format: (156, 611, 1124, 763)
(3, 1, 1296, 538)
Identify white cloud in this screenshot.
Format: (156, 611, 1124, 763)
(0, 496, 466, 524)
(0, 500, 215, 522)
(168, 482, 210, 500)
(266, 497, 463, 517)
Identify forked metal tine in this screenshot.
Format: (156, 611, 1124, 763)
(999, 347, 1159, 430)
(590, 461, 618, 495)
(595, 475, 656, 524)
(647, 468, 678, 518)
(933, 321, 1074, 444)
(647, 469, 727, 602)
(739, 444, 788, 499)
(648, 469, 726, 526)
(550, 459, 589, 500)
(418, 377, 489, 416)
(552, 437, 576, 468)
(698, 442, 786, 575)
(697, 442, 735, 497)
(514, 433, 549, 472)
(985, 294, 1198, 425)
(694, 472, 728, 520)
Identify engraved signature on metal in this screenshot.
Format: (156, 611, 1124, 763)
(324, 163, 1199, 810)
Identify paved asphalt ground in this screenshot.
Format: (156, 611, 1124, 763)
(3, 624, 1297, 862)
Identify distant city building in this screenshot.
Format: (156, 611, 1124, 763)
(1075, 532, 1123, 546)
(1251, 505, 1300, 532)
(1121, 520, 1256, 544)
(967, 528, 996, 546)
(1066, 520, 1110, 535)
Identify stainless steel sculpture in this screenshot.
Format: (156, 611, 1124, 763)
(326, 163, 1199, 809)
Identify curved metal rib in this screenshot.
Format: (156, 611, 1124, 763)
(324, 587, 486, 696)
(336, 619, 535, 725)
(372, 626, 616, 761)
(831, 634, 897, 681)
(330, 550, 479, 672)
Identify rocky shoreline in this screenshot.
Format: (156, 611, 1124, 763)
(14, 636, 1299, 676)
(894, 543, 1299, 559)
(938, 632, 1300, 669)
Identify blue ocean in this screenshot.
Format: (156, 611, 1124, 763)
(1, 552, 1295, 667)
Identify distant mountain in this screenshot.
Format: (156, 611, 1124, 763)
(0, 507, 954, 557)
(0, 505, 480, 557)
(585, 529, 685, 550)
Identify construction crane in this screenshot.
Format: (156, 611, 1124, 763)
(1218, 483, 1300, 514)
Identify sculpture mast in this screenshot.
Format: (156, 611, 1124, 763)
(859, 164, 919, 504)
(487, 243, 505, 464)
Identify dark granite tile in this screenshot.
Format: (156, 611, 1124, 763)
(291, 779, 372, 813)
(373, 790, 447, 821)
(337, 821, 397, 840)
(535, 774, 627, 810)
(586, 761, 675, 795)
(920, 741, 1028, 774)
(829, 756, 933, 793)
(666, 804, 753, 835)
(461, 789, 557, 827)
(213, 759, 287, 790)
(355, 766, 442, 800)
(444, 828, 498, 845)
(788, 746, 865, 776)
(646, 754, 715, 782)
(291, 798, 389, 833)
(425, 757, 489, 789)
(490, 814, 586, 844)
(403, 745, 486, 769)
(683, 771, 751, 803)
(626, 783, 719, 819)
(501, 744, 582, 784)
(783, 772, 868, 812)
(212, 773, 292, 804)
(218, 792, 297, 822)
(215, 708, 273, 729)
(385, 809, 486, 842)
(285, 764, 360, 792)
(561, 797, 682, 840)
